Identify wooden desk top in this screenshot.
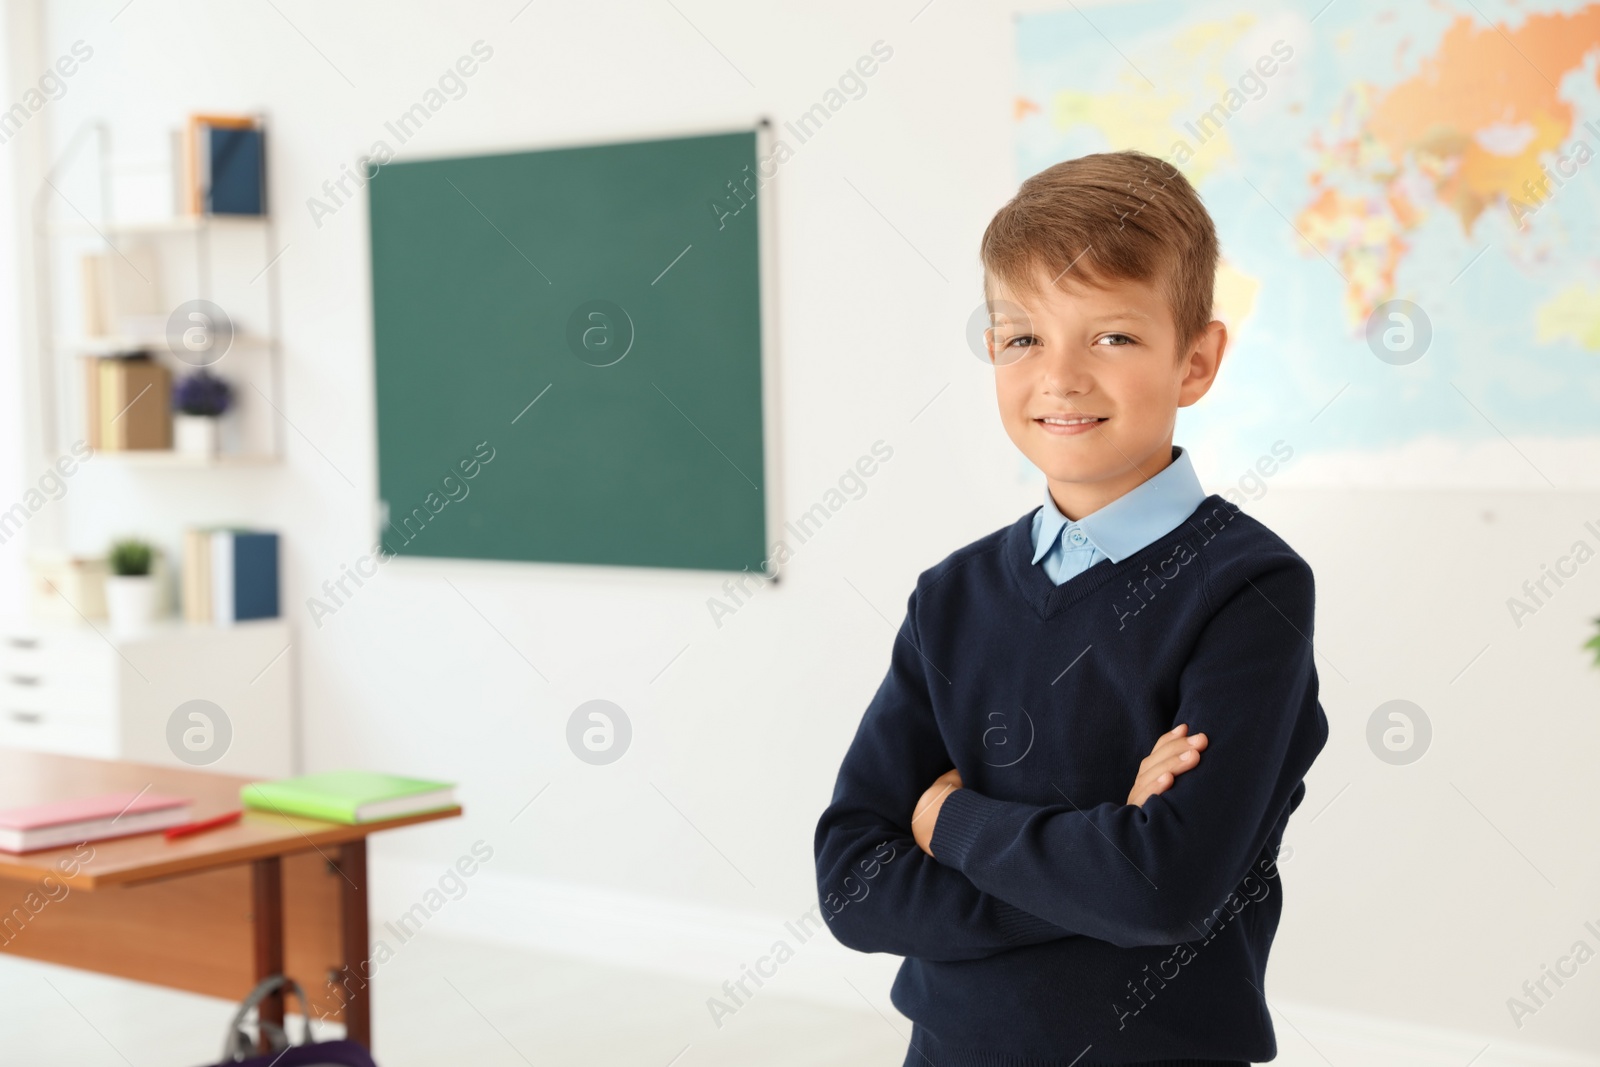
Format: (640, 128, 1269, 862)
(0, 748, 461, 890)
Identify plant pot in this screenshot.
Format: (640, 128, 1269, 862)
(105, 575, 157, 635)
(174, 414, 221, 458)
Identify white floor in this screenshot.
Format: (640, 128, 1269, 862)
(0, 931, 911, 1067)
(1, 933, 1593, 1067)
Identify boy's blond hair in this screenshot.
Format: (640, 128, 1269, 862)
(980, 150, 1219, 355)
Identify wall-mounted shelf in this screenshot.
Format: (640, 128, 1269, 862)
(56, 333, 274, 356)
(93, 450, 280, 468)
(32, 119, 284, 466)
(44, 215, 269, 237)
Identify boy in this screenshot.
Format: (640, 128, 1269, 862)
(813, 150, 1329, 1066)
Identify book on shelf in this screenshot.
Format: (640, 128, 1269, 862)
(79, 245, 162, 340)
(0, 791, 192, 853)
(185, 113, 265, 217)
(181, 528, 212, 623)
(83, 355, 99, 450)
(241, 770, 455, 825)
(183, 527, 279, 624)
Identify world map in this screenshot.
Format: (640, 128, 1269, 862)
(1015, 1, 1600, 487)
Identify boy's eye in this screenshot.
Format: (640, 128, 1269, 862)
(1096, 333, 1135, 347)
(1003, 335, 1038, 349)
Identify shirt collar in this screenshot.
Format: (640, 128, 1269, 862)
(1032, 446, 1206, 564)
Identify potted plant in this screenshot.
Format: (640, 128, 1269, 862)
(172, 370, 233, 457)
(105, 538, 157, 634)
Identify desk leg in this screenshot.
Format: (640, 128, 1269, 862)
(337, 840, 372, 1048)
(250, 856, 284, 1054)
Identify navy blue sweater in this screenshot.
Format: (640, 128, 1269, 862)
(814, 495, 1328, 1066)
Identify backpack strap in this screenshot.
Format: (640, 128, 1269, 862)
(221, 974, 312, 1060)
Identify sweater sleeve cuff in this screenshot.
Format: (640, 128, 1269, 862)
(929, 787, 1004, 870)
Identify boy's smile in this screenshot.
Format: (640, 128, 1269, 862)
(985, 264, 1228, 520)
(1034, 414, 1106, 435)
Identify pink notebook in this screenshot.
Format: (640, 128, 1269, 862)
(0, 791, 192, 853)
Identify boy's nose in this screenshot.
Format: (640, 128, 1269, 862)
(1037, 349, 1094, 392)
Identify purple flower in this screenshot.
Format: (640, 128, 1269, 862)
(173, 371, 233, 417)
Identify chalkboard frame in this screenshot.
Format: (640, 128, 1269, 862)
(366, 122, 783, 578)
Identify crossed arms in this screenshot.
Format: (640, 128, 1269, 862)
(812, 560, 1325, 959)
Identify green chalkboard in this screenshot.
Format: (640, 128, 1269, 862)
(369, 129, 768, 572)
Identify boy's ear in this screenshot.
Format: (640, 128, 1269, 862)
(1177, 320, 1227, 408)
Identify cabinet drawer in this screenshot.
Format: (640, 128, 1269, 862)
(0, 678, 114, 724)
(0, 706, 117, 758)
(0, 629, 116, 689)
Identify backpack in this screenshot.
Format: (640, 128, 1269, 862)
(197, 974, 379, 1067)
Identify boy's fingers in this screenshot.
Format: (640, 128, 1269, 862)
(1148, 732, 1207, 766)
(912, 782, 957, 821)
(1156, 746, 1204, 779)
(1132, 730, 1208, 805)
(1133, 769, 1176, 806)
(1152, 726, 1203, 758)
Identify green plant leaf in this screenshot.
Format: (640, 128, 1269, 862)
(108, 538, 153, 577)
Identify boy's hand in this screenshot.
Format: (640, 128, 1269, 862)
(912, 768, 962, 856)
(1127, 722, 1208, 807)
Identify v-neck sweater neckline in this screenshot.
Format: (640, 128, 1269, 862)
(1002, 494, 1234, 620)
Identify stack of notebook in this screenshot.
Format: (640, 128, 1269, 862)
(182, 527, 280, 624)
(0, 792, 192, 853)
(241, 770, 456, 824)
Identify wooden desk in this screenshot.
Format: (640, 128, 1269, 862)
(0, 748, 461, 1049)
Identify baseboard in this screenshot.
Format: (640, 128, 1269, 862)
(367, 859, 1597, 1064)
(1252, 1000, 1598, 1066)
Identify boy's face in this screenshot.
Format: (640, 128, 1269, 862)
(985, 265, 1226, 518)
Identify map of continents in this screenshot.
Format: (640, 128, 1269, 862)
(1015, 2, 1600, 487)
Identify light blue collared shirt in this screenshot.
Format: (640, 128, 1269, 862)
(1030, 446, 1206, 586)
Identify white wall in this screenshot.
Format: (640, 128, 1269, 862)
(0, 1, 42, 611)
(10, 0, 1600, 1057)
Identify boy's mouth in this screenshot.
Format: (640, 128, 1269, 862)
(1034, 415, 1107, 436)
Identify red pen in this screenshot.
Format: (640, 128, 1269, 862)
(164, 809, 243, 840)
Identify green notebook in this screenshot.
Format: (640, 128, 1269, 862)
(241, 770, 456, 824)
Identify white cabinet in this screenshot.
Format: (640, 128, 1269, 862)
(0, 618, 295, 778)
